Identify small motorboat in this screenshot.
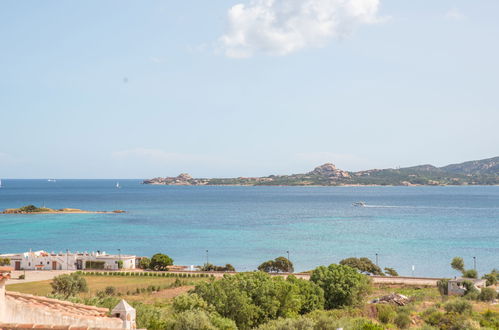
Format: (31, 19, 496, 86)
(352, 201, 366, 207)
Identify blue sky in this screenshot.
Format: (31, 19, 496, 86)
(1, 0, 498, 178)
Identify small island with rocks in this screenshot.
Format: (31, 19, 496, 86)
(2, 205, 126, 214)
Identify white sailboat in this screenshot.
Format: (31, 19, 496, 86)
(0, 179, 2, 188)
(116, 182, 121, 189)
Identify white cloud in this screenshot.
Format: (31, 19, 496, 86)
(445, 8, 464, 21)
(219, 0, 382, 58)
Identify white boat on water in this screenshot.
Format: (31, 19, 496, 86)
(0, 179, 2, 188)
(47, 179, 56, 182)
(116, 182, 121, 189)
(352, 201, 366, 207)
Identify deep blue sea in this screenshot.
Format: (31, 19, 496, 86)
(0, 180, 498, 277)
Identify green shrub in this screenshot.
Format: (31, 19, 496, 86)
(479, 310, 499, 329)
(462, 269, 478, 279)
(482, 271, 498, 286)
(422, 308, 444, 326)
(478, 287, 497, 302)
(394, 310, 411, 329)
(50, 273, 88, 298)
(444, 299, 473, 315)
(104, 286, 117, 295)
(255, 316, 315, 330)
(173, 293, 211, 313)
(376, 304, 396, 324)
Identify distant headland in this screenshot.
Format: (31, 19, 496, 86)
(143, 156, 499, 186)
(2, 205, 126, 214)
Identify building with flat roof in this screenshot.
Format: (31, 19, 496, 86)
(0, 250, 136, 271)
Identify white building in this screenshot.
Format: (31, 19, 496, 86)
(0, 250, 136, 271)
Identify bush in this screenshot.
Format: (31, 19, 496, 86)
(394, 311, 411, 329)
(18, 274, 25, 280)
(138, 257, 151, 269)
(51, 273, 88, 298)
(168, 310, 237, 330)
(462, 269, 478, 279)
(173, 293, 212, 313)
(478, 287, 497, 302)
(482, 271, 498, 286)
(376, 304, 396, 324)
(479, 310, 499, 329)
(444, 299, 473, 315)
(310, 264, 371, 309)
(104, 286, 117, 296)
(194, 271, 323, 329)
(255, 316, 315, 330)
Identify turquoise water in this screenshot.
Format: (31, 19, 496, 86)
(0, 180, 498, 277)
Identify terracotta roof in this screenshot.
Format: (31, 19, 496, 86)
(0, 324, 123, 330)
(6, 292, 110, 317)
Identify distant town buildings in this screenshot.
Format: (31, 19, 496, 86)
(0, 250, 136, 271)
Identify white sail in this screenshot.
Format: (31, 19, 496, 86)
(116, 182, 120, 188)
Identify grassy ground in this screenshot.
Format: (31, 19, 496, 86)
(6, 275, 209, 301)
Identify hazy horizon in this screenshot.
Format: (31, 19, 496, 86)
(1, 1, 498, 179)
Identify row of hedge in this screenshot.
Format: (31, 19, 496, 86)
(77, 271, 214, 278)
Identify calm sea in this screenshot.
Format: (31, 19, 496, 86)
(0, 180, 497, 277)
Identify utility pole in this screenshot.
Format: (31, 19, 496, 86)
(287, 251, 290, 261)
(206, 250, 209, 265)
(375, 253, 379, 266)
(66, 249, 69, 270)
(473, 257, 476, 271)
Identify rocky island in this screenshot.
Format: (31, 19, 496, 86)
(2, 205, 126, 214)
(143, 156, 499, 186)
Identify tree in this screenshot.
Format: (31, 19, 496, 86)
(482, 270, 498, 286)
(451, 257, 465, 273)
(462, 269, 477, 279)
(150, 253, 173, 271)
(51, 273, 88, 298)
(384, 267, 399, 277)
(138, 257, 151, 269)
(258, 257, 294, 273)
(339, 257, 384, 276)
(310, 264, 371, 309)
(193, 272, 323, 329)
